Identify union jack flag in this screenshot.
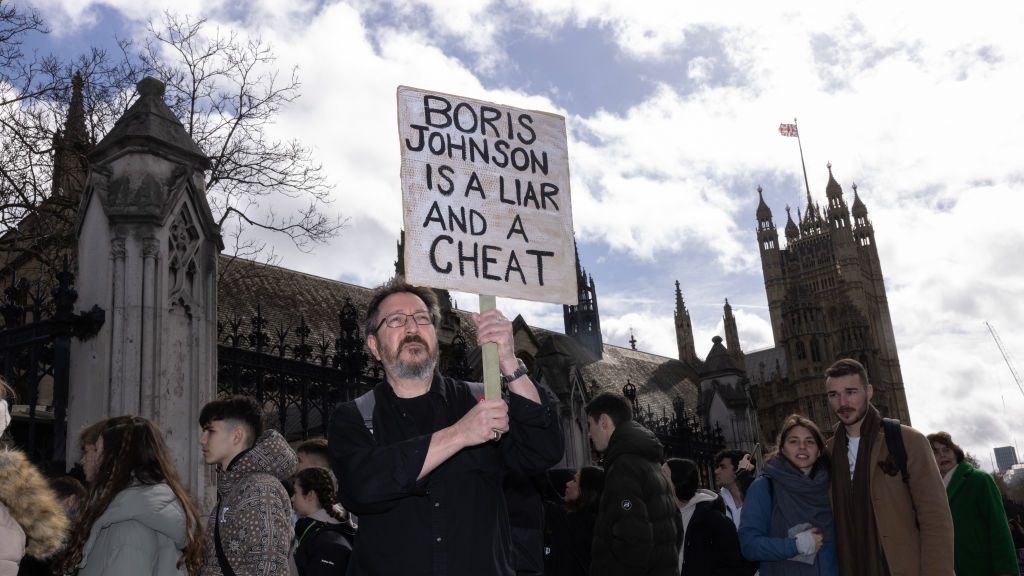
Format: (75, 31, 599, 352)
(779, 123, 799, 137)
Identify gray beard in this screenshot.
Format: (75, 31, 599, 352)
(390, 353, 437, 381)
(379, 336, 438, 383)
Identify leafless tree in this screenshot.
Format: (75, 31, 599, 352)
(1, 6, 341, 280)
(1, 0, 63, 271)
(140, 12, 342, 263)
(1, 0, 138, 276)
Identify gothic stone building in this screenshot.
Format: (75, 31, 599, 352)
(0, 76, 737, 482)
(745, 166, 910, 442)
(3, 75, 904, 483)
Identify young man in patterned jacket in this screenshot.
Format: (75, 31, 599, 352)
(199, 395, 298, 576)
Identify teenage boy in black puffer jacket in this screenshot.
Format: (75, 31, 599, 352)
(586, 393, 679, 576)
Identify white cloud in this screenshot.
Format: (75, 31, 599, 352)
(30, 0, 1024, 468)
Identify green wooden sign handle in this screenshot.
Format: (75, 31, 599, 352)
(479, 294, 501, 399)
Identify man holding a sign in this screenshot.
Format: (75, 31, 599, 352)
(328, 278, 563, 576)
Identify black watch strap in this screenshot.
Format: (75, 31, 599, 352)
(501, 359, 528, 386)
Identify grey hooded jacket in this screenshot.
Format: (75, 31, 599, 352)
(77, 482, 188, 576)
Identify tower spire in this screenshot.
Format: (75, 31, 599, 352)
(674, 281, 698, 364)
(563, 241, 603, 358)
(723, 298, 743, 360)
(52, 71, 91, 197)
(395, 229, 406, 276)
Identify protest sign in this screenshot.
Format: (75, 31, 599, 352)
(397, 86, 577, 306)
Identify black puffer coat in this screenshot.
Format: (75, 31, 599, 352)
(592, 421, 679, 576)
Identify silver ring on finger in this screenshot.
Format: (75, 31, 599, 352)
(491, 429, 501, 441)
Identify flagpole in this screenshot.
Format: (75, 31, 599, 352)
(794, 117, 812, 201)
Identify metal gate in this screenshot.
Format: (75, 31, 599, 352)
(0, 260, 104, 474)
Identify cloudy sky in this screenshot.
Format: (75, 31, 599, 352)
(23, 0, 1024, 468)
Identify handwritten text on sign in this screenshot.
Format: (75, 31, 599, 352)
(398, 86, 577, 305)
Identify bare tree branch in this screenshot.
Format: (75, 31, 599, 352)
(1, 8, 343, 277)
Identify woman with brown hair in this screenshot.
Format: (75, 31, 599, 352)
(739, 414, 837, 575)
(57, 415, 205, 576)
(290, 466, 354, 576)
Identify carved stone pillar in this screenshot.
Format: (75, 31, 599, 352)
(70, 77, 222, 502)
(109, 237, 126, 415)
(141, 237, 159, 417)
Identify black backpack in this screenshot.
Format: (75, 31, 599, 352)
(882, 417, 909, 483)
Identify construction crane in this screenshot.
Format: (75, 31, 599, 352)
(986, 321, 1024, 400)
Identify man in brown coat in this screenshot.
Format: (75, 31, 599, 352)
(824, 358, 953, 576)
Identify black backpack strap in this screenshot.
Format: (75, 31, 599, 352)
(214, 496, 237, 576)
(882, 417, 919, 528)
(882, 418, 909, 483)
(354, 389, 376, 436)
(355, 380, 486, 438)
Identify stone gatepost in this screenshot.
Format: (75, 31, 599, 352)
(70, 77, 222, 502)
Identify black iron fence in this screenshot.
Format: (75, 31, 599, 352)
(216, 298, 382, 440)
(0, 260, 104, 474)
(622, 380, 725, 487)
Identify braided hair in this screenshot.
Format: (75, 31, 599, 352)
(294, 467, 348, 524)
(58, 416, 206, 575)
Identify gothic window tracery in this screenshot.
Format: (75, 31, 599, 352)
(169, 205, 200, 311)
(810, 337, 822, 362)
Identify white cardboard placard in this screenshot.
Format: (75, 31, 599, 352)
(397, 86, 577, 305)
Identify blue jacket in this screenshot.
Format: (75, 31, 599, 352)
(738, 476, 838, 576)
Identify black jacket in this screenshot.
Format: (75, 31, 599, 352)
(293, 517, 353, 576)
(544, 501, 598, 576)
(592, 421, 679, 576)
(329, 372, 563, 576)
(681, 495, 752, 576)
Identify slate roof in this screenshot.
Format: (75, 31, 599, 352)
(216, 256, 478, 355)
(744, 345, 788, 387)
(582, 343, 700, 420)
(216, 255, 700, 416)
(525, 323, 700, 418)
(217, 255, 375, 352)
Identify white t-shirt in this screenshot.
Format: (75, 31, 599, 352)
(847, 436, 861, 480)
(719, 487, 742, 529)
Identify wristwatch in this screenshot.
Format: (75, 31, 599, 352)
(500, 358, 529, 386)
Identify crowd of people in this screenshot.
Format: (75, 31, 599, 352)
(0, 277, 1021, 576)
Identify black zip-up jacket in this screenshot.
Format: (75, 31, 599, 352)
(329, 372, 563, 576)
(592, 421, 679, 576)
(293, 517, 353, 576)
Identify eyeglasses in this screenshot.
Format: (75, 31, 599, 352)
(375, 311, 434, 332)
